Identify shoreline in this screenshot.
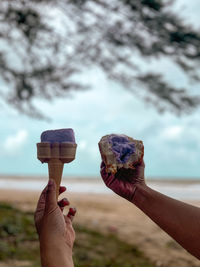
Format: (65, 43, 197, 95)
(0, 174, 200, 184)
(0, 176, 200, 200)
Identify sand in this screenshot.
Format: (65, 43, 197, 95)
(0, 189, 200, 267)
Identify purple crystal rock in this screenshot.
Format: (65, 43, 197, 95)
(41, 128, 75, 143)
(109, 135, 135, 164)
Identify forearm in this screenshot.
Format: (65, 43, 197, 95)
(40, 243, 74, 267)
(132, 184, 200, 259)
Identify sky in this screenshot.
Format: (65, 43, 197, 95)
(0, 0, 200, 179)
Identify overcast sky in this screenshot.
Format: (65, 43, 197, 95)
(0, 0, 200, 179)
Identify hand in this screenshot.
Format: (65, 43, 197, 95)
(100, 160, 145, 202)
(34, 179, 76, 267)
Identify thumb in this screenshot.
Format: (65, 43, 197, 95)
(137, 160, 145, 177)
(134, 160, 145, 184)
(45, 179, 57, 213)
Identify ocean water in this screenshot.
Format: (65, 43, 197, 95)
(0, 177, 200, 200)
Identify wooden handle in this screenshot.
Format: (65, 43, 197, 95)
(48, 158, 64, 199)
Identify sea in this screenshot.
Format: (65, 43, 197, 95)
(0, 175, 200, 200)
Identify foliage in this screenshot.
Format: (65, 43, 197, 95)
(74, 224, 155, 267)
(0, 202, 155, 266)
(0, 0, 200, 117)
(0, 203, 39, 265)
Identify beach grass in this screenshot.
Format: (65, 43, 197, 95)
(0, 202, 155, 266)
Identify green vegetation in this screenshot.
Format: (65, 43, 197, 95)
(0, 203, 39, 266)
(0, 202, 155, 266)
(74, 225, 155, 267)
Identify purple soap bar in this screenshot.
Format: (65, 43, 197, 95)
(109, 135, 135, 164)
(41, 128, 75, 143)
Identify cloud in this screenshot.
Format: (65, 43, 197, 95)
(78, 140, 87, 150)
(162, 126, 183, 140)
(1, 59, 200, 177)
(3, 130, 28, 155)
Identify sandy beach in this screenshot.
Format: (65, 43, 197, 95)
(0, 181, 200, 267)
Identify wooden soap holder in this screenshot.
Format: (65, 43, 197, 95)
(37, 142, 77, 163)
(37, 142, 77, 199)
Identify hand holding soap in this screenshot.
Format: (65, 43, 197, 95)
(99, 134, 144, 174)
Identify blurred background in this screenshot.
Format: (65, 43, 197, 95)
(0, 0, 200, 266)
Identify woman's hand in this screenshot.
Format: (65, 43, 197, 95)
(100, 160, 145, 202)
(34, 179, 76, 267)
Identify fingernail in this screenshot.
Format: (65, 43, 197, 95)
(48, 179, 54, 186)
(62, 198, 69, 204)
(59, 186, 66, 193)
(69, 207, 76, 216)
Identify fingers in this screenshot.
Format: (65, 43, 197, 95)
(41, 181, 76, 224)
(59, 186, 66, 195)
(45, 179, 57, 213)
(139, 159, 145, 168)
(135, 159, 145, 179)
(100, 161, 105, 169)
(58, 197, 70, 212)
(58, 197, 70, 207)
(37, 184, 66, 212)
(34, 184, 48, 226)
(138, 160, 145, 172)
(100, 161, 116, 189)
(65, 207, 76, 222)
(36, 184, 48, 212)
(100, 161, 110, 181)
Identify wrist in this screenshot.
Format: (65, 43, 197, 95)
(40, 240, 73, 267)
(131, 183, 151, 206)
